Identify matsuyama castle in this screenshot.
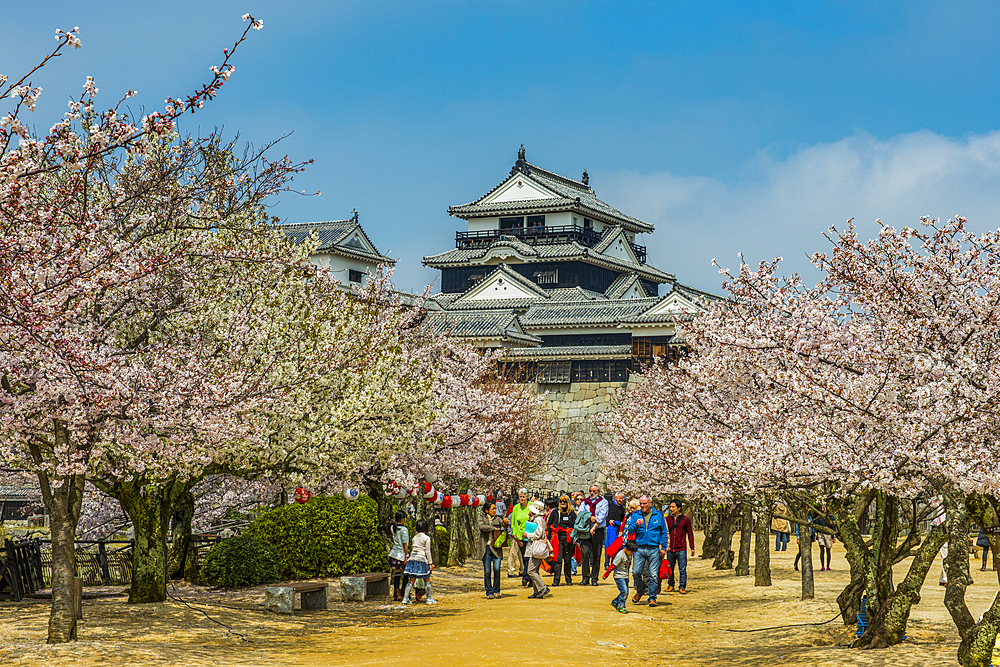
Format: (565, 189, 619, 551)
(422, 146, 717, 384)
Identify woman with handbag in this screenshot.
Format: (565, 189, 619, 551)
(476, 501, 508, 599)
(524, 501, 551, 599)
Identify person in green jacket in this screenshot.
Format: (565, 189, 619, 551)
(509, 489, 532, 587)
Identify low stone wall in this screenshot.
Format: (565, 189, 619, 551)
(532, 380, 630, 494)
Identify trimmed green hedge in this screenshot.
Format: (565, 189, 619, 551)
(200, 535, 278, 588)
(246, 495, 387, 580)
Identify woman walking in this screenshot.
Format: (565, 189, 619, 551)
(547, 494, 576, 586)
(523, 500, 551, 599)
(476, 501, 507, 599)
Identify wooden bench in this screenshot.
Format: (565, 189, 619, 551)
(339, 572, 389, 601)
(264, 582, 328, 613)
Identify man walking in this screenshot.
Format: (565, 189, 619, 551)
(581, 484, 608, 586)
(665, 499, 695, 594)
(625, 494, 669, 607)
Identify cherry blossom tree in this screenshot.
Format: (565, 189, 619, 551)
(603, 217, 1000, 666)
(0, 15, 315, 641)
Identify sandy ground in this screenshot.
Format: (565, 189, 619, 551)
(1, 540, 997, 667)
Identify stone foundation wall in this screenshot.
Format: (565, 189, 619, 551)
(531, 381, 629, 494)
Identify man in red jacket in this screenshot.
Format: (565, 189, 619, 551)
(665, 499, 695, 594)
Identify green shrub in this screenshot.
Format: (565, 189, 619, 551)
(435, 525, 449, 564)
(200, 535, 277, 588)
(246, 495, 387, 580)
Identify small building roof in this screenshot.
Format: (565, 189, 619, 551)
(278, 212, 395, 265)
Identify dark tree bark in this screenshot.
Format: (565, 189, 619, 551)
(362, 473, 398, 547)
(832, 491, 898, 625)
(855, 522, 946, 649)
(168, 490, 196, 582)
(735, 498, 753, 576)
(754, 497, 773, 587)
(787, 500, 814, 600)
(447, 506, 462, 566)
(701, 505, 725, 560)
(711, 504, 741, 570)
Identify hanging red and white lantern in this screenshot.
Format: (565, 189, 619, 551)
(293, 487, 311, 504)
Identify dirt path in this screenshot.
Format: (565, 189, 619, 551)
(2, 542, 997, 666)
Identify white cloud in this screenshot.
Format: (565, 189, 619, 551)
(598, 130, 1000, 293)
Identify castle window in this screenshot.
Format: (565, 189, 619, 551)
(349, 269, 363, 283)
(533, 269, 558, 284)
(526, 215, 545, 229)
(500, 216, 524, 230)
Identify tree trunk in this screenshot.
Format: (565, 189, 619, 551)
(362, 474, 397, 545)
(37, 469, 85, 643)
(754, 497, 772, 587)
(447, 507, 461, 566)
(960, 493, 1000, 667)
(833, 490, 900, 626)
(855, 522, 946, 649)
(735, 499, 753, 576)
(100, 476, 194, 604)
(701, 505, 725, 560)
(958, 592, 1000, 667)
(787, 501, 814, 600)
(168, 491, 196, 582)
(30, 421, 86, 643)
(712, 504, 740, 570)
(942, 492, 976, 639)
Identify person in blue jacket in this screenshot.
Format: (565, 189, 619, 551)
(624, 494, 669, 607)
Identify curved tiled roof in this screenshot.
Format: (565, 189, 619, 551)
(278, 216, 394, 264)
(520, 298, 661, 328)
(448, 154, 654, 234)
(422, 239, 673, 283)
(421, 310, 542, 345)
(604, 272, 648, 299)
(499, 345, 633, 359)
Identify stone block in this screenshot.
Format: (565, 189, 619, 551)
(265, 586, 294, 613)
(301, 586, 328, 610)
(340, 576, 366, 602)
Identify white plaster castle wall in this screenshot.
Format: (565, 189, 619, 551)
(309, 253, 380, 287)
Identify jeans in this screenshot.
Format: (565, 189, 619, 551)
(775, 531, 789, 551)
(632, 546, 661, 600)
(519, 540, 530, 583)
(613, 576, 629, 607)
(482, 551, 502, 595)
(666, 549, 687, 590)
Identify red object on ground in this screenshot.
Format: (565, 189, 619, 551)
(293, 487, 311, 503)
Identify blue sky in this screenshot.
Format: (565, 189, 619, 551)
(5, 2, 1000, 293)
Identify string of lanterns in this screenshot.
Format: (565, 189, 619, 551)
(321, 473, 495, 507)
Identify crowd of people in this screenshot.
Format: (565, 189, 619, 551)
(470, 486, 696, 611)
(387, 489, 853, 611)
